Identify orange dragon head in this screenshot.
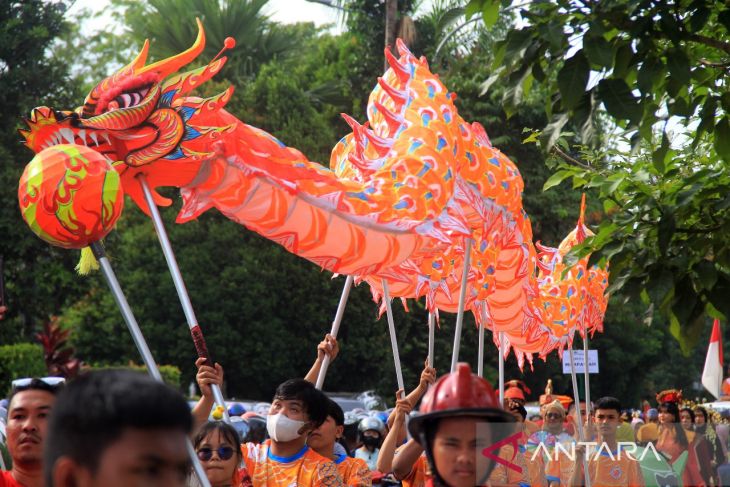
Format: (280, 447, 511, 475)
(19, 19, 235, 212)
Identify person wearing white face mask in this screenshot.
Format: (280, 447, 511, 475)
(192, 362, 344, 486)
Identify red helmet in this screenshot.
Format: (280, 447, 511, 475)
(408, 362, 514, 442)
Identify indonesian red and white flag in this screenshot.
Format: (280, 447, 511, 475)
(702, 319, 723, 399)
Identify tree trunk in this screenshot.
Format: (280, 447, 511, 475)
(384, 0, 397, 71)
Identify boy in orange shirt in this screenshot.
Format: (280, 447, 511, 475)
(308, 398, 371, 486)
(407, 363, 516, 487)
(193, 361, 343, 486)
(546, 396, 643, 487)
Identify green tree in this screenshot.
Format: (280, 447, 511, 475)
(58, 23, 394, 399)
(467, 0, 730, 352)
(0, 0, 90, 344)
(0, 343, 46, 394)
(47, 0, 702, 406)
(110, 0, 303, 81)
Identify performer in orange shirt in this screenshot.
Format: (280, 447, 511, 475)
(546, 396, 643, 487)
(193, 360, 343, 486)
(407, 363, 516, 487)
(308, 398, 371, 486)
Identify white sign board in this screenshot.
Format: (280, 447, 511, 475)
(562, 350, 599, 374)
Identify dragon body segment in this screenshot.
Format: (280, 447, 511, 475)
(20, 22, 608, 364)
(330, 40, 544, 362)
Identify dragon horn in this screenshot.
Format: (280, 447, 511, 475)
(131, 39, 150, 71)
(103, 38, 150, 80)
(137, 18, 206, 78)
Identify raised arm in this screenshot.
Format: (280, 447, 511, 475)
(376, 390, 412, 473)
(191, 357, 224, 430)
(386, 360, 436, 434)
(304, 333, 339, 384)
(391, 439, 424, 480)
(567, 444, 586, 487)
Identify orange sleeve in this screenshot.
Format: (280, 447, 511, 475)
(240, 442, 260, 478)
(627, 458, 645, 486)
(345, 458, 372, 487)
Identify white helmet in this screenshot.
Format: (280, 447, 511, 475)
(358, 416, 386, 435)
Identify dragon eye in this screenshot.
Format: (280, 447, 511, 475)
(106, 86, 151, 112)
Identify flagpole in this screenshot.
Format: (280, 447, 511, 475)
(498, 331, 505, 404)
(477, 314, 485, 377)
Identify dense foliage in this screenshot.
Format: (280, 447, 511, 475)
(467, 0, 730, 353)
(0, 0, 725, 407)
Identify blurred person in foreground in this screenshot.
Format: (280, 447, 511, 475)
(44, 369, 193, 487)
(407, 362, 515, 487)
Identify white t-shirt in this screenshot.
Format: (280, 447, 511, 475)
(354, 446, 379, 471)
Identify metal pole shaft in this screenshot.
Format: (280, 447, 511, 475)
(477, 308, 485, 378)
(427, 311, 435, 369)
(316, 275, 354, 389)
(569, 345, 592, 487)
(89, 242, 211, 487)
(137, 175, 229, 423)
(451, 239, 473, 372)
(382, 280, 405, 392)
(92, 243, 162, 381)
(498, 331, 505, 404)
(584, 332, 591, 429)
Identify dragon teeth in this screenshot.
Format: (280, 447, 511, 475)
(102, 132, 111, 145)
(77, 129, 86, 145)
(89, 132, 99, 146)
(59, 128, 75, 144)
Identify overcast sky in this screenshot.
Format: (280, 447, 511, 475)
(67, 0, 347, 33)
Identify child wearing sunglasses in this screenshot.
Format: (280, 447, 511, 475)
(191, 422, 252, 487)
(192, 361, 343, 486)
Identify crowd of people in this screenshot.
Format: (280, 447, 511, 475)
(2, 332, 730, 486)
